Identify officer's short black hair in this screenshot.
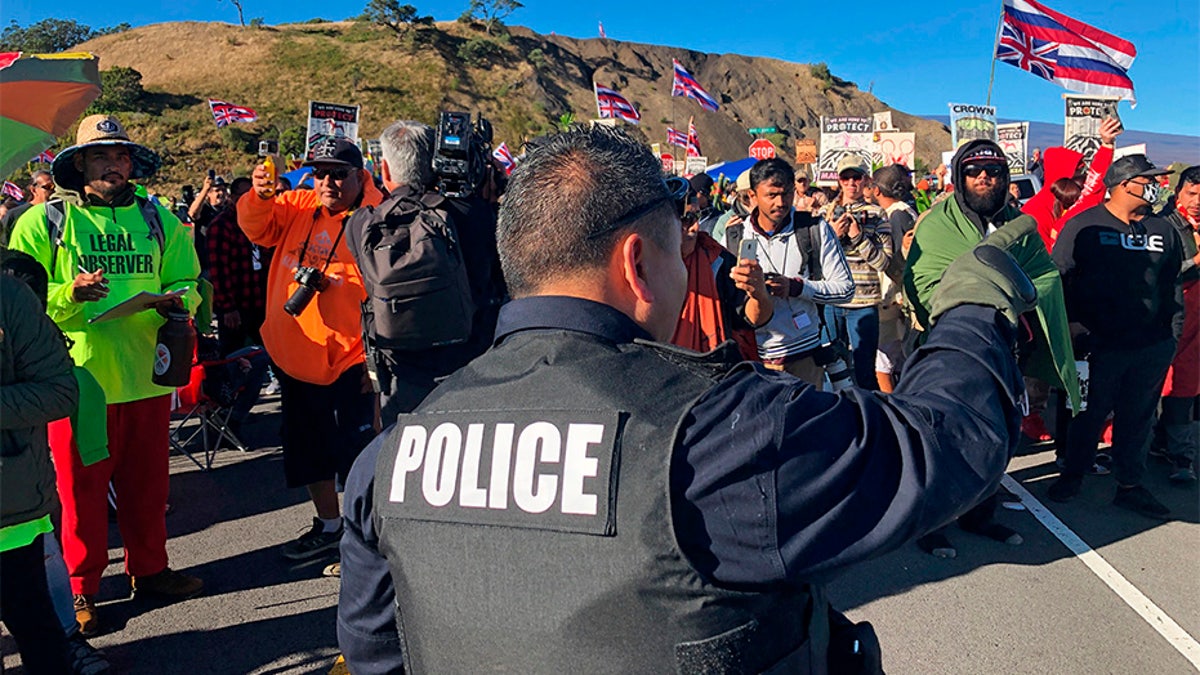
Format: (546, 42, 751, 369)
(499, 125, 675, 297)
(1180, 165, 1200, 189)
(749, 158, 794, 191)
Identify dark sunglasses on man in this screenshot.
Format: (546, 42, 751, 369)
(312, 166, 354, 181)
(586, 175, 691, 240)
(963, 164, 1007, 178)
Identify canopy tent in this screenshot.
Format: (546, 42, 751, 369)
(704, 157, 756, 183)
(280, 166, 314, 190)
(0, 52, 101, 178)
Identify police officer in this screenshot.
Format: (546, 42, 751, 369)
(338, 126, 1037, 674)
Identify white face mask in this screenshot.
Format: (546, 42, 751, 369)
(1137, 181, 1160, 204)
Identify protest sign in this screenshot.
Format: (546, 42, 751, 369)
(816, 116, 874, 186)
(876, 132, 916, 169)
(1063, 94, 1120, 162)
(996, 122, 1029, 174)
(795, 138, 817, 165)
(942, 150, 956, 186)
(873, 111, 895, 132)
(650, 143, 661, 157)
(306, 101, 360, 159)
(948, 103, 997, 148)
(685, 156, 708, 176)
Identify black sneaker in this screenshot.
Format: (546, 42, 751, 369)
(916, 532, 956, 559)
(1113, 485, 1170, 519)
(66, 633, 110, 675)
(960, 520, 1024, 545)
(1047, 474, 1083, 503)
(281, 518, 343, 560)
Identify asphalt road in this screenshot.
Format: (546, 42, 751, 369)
(3, 397, 1197, 674)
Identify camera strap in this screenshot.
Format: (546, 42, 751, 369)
(298, 207, 350, 274)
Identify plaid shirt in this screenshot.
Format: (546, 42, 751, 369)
(207, 206, 268, 315)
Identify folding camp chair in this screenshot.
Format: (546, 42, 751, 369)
(169, 347, 266, 470)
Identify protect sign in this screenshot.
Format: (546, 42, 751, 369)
(1063, 94, 1120, 163)
(997, 122, 1029, 174)
(306, 100, 360, 160)
(378, 411, 621, 536)
(816, 116, 873, 186)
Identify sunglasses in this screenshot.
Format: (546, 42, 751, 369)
(963, 164, 1006, 178)
(839, 174, 865, 183)
(587, 177, 689, 240)
(312, 166, 353, 180)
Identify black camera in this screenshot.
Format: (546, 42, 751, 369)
(433, 111, 494, 199)
(284, 266, 330, 316)
(832, 205, 865, 225)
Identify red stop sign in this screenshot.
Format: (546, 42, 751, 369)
(748, 139, 777, 160)
(661, 153, 674, 173)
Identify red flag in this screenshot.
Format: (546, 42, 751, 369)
(208, 98, 259, 128)
(594, 83, 640, 124)
(686, 118, 702, 157)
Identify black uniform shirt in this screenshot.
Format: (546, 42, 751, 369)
(338, 296, 1023, 674)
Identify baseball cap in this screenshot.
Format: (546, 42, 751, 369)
(689, 172, 714, 194)
(873, 164, 913, 200)
(1103, 154, 1170, 189)
(836, 155, 870, 177)
(735, 169, 752, 192)
(303, 137, 364, 169)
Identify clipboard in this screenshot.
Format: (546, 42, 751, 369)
(87, 288, 188, 324)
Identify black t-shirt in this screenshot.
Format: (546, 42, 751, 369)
(1053, 204, 1183, 349)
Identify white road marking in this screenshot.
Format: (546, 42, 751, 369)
(1002, 474, 1200, 671)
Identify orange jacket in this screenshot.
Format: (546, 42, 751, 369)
(237, 174, 384, 384)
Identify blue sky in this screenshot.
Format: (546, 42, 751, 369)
(7, 0, 1198, 137)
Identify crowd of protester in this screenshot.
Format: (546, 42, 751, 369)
(0, 111, 1196, 673)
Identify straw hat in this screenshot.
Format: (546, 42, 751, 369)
(52, 114, 162, 190)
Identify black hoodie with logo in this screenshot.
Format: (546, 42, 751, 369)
(1052, 203, 1183, 349)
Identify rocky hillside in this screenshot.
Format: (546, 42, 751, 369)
(63, 20, 951, 192)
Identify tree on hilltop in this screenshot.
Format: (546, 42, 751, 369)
(461, 0, 522, 36)
(365, 0, 434, 35)
(0, 18, 129, 53)
(219, 0, 248, 27)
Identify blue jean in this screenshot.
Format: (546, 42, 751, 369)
(822, 305, 880, 390)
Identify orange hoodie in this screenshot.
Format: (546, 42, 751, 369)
(237, 173, 384, 384)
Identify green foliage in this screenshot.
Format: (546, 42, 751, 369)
(0, 18, 128, 53)
(462, 0, 523, 36)
(526, 47, 545, 70)
(457, 37, 501, 67)
(304, 17, 331, 23)
(249, 18, 265, 28)
(86, 66, 146, 114)
(363, 0, 434, 38)
(280, 126, 308, 158)
(810, 62, 834, 92)
(556, 112, 575, 131)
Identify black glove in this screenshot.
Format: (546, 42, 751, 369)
(929, 216, 1038, 327)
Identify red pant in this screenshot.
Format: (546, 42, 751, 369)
(49, 395, 171, 595)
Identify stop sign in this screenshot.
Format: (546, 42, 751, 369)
(661, 153, 674, 173)
(748, 139, 777, 160)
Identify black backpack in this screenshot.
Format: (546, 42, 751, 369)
(352, 190, 475, 351)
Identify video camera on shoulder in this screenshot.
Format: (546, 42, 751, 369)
(433, 111, 493, 199)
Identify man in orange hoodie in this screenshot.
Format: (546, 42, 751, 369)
(239, 139, 384, 560)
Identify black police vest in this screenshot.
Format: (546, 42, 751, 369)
(373, 328, 830, 673)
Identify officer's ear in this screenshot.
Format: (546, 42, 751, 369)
(380, 159, 393, 186)
(617, 231, 655, 305)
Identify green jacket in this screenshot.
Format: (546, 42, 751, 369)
(904, 195, 1081, 410)
(0, 275, 78, 543)
(8, 188, 200, 404)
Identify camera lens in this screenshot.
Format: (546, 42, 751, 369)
(284, 284, 317, 316)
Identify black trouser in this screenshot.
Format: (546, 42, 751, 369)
(1061, 340, 1175, 486)
(1, 534, 71, 674)
(278, 364, 377, 488)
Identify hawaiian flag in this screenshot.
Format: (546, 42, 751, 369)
(594, 83, 640, 124)
(33, 149, 56, 164)
(671, 59, 719, 112)
(598, 21, 606, 39)
(998, 0, 1137, 104)
(2, 181, 24, 201)
(492, 142, 517, 175)
(666, 127, 689, 147)
(208, 98, 259, 128)
(686, 118, 702, 158)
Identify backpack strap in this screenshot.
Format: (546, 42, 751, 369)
(135, 194, 166, 255)
(792, 211, 822, 282)
(45, 199, 67, 277)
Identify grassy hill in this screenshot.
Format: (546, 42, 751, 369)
(38, 19, 952, 194)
